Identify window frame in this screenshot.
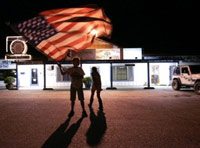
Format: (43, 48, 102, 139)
(56, 66, 71, 82)
(112, 65, 134, 81)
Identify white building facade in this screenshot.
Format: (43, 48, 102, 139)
(1, 39, 178, 90)
(15, 61, 177, 90)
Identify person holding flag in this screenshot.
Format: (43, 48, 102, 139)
(57, 58, 87, 117)
(9, 4, 112, 117)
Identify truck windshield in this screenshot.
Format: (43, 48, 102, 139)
(189, 65, 200, 74)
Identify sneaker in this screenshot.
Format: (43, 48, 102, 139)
(99, 106, 103, 110)
(82, 110, 88, 117)
(68, 110, 74, 117)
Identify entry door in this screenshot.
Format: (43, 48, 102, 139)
(31, 68, 38, 85)
(180, 67, 192, 85)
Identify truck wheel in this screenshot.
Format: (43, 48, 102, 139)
(194, 82, 200, 95)
(172, 79, 181, 90)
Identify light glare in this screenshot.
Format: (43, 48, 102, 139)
(91, 29, 98, 36)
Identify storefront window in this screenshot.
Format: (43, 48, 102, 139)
(112, 66, 134, 81)
(151, 65, 159, 85)
(56, 67, 71, 82)
(0, 70, 16, 81)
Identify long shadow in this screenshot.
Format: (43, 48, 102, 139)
(86, 108, 107, 146)
(41, 115, 85, 148)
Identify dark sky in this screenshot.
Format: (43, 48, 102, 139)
(0, 0, 199, 58)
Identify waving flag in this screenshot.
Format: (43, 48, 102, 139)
(11, 5, 112, 61)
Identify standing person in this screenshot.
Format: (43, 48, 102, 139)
(57, 58, 87, 117)
(88, 67, 103, 110)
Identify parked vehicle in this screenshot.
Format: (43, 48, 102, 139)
(172, 65, 200, 95)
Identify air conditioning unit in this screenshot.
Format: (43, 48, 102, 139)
(5, 36, 32, 60)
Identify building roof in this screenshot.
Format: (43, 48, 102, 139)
(86, 38, 119, 49)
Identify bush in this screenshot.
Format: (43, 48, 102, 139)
(83, 76, 92, 88)
(4, 76, 15, 85)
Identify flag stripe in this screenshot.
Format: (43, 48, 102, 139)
(12, 5, 112, 61)
(53, 9, 102, 32)
(38, 32, 77, 52)
(45, 9, 98, 23)
(38, 43, 69, 60)
(37, 21, 95, 57)
(39, 20, 94, 51)
(67, 35, 91, 48)
(38, 33, 88, 57)
(40, 7, 96, 16)
(75, 35, 94, 50)
(41, 34, 91, 58)
(46, 9, 103, 25)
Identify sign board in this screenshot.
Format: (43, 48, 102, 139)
(0, 60, 16, 69)
(65, 49, 96, 60)
(123, 48, 142, 60)
(96, 48, 120, 60)
(5, 36, 32, 61)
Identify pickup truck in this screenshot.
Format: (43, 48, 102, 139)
(172, 65, 200, 95)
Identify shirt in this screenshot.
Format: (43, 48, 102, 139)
(65, 67, 85, 88)
(92, 72, 101, 87)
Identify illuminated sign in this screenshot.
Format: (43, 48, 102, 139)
(123, 48, 142, 60)
(0, 60, 16, 69)
(10, 39, 28, 54)
(96, 48, 120, 60)
(5, 36, 32, 61)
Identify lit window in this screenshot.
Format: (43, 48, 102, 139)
(57, 67, 71, 82)
(112, 66, 134, 81)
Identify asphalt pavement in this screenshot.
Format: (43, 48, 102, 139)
(0, 88, 200, 148)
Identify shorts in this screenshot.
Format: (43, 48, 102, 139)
(91, 85, 102, 92)
(70, 86, 84, 101)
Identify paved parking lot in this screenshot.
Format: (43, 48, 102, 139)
(0, 88, 200, 148)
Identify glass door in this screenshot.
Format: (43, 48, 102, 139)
(31, 68, 38, 85)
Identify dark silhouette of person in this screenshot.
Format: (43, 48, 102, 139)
(86, 107, 107, 146)
(41, 115, 84, 148)
(57, 58, 87, 117)
(88, 67, 103, 110)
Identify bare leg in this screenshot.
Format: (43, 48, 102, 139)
(68, 101, 75, 117)
(97, 91, 103, 110)
(69, 87, 76, 117)
(89, 90, 95, 107)
(80, 100, 86, 111)
(80, 100, 88, 117)
(71, 100, 75, 111)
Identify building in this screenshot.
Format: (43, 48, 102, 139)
(2, 38, 192, 90)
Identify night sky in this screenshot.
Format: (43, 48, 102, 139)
(0, 0, 199, 58)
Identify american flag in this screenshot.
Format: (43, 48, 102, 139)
(11, 5, 112, 61)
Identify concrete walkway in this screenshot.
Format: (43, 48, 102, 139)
(0, 88, 200, 148)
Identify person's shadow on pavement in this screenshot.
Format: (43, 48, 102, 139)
(86, 107, 107, 146)
(41, 115, 85, 148)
